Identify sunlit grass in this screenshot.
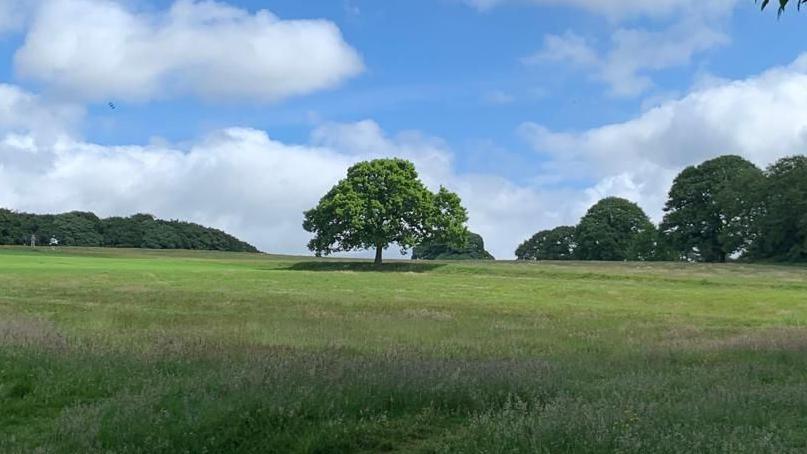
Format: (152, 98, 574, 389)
(1, 247, 806, 452)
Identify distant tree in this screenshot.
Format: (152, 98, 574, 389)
(142, 222, 182, 249)
(413, 232, 494, 260)
(102, 216, 147, 247)
(750, 155, 807, 261)
(52, 212, 103, 246)
(0, 209, 258, 252)
(576, 197, 657, 261)
(516, 226, 577, 261)
(661, 156, 764, 262)
(0, 209, 23, 244)
(303, 158, 468, 265)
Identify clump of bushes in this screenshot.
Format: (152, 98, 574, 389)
(413, 232, 494, 260)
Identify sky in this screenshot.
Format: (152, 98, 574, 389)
(1, 0, 806, 258)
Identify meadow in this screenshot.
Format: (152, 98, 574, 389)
(1, 247, 806, 453)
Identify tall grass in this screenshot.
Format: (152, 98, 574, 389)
(1, 247, 807, 452)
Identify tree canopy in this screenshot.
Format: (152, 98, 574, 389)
(661, 155, 763, 262)
(515, 153, 806, 264)
(515, 226, 577, 261)
(575, 197, 657, 261)
(0, 210, 258, 252)
(412, 231, 494, 260)
(749, 156, 807, 261)
(303, 158, 468, 265)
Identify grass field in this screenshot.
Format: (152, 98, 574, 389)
(1, 247, 806, 453)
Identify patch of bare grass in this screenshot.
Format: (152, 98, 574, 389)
(0, 316, 68, 352)
(708, 327, 807, 352)
(657, 326, 807, 353)
(403, 308, 454, 321)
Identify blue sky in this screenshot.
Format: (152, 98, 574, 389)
(1, 0, 807, 257)
(65, 1, 806, 148)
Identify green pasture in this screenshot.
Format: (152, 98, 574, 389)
(1, 247, 806, 452)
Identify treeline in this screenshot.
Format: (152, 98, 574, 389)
(0, 210, 259, 253)
(517, 155, 807, 263)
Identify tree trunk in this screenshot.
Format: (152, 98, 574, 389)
(374, 244, 383, 266)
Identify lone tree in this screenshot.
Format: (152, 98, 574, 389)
(661, 155, 763, 262)
(303, 158, 469, 265)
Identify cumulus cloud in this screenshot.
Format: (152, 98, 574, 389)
(310, 120, 456, 185)
(0, 83, 82, 138)
(14, 0, 363, 102)
(0, 127, 353, 255)
(521, 53, 807, 221)
(525, 19, 729, 97)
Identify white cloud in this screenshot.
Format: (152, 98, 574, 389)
(521, 53, 807, 221)
(525, 18, 729, 96)
(14, 0, 363, 102)
(523, 32, 598, 67)
(0, 127, 353, 255)
(0, 83, 82, 139)
(465, 0, 737, 20)
(311, 119, 456, 185)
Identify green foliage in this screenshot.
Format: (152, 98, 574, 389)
(750, 156, 807, 261)
(661, 155, 764, 262)
(647, 229, 680, 262)
(515, 154, 800, 264)
(0, 210, 258, 252)
(759, 0, 807, 15)
(515, 226, 577, 261)
(141, 222, 182, 249)
(101, 216, 148, 248)
(53, 212, 103, 246)
(0, 209, 24, 245)
(576, 197, 658, 261)
(303, 158, 469, 264)
(412, 232, 494, 260)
